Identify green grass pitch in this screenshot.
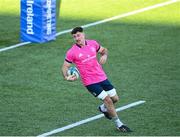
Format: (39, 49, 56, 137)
(0, 0, 180, 136)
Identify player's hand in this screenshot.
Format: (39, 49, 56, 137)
(99, 55, 107, 65)
(65, 74, 77, 81)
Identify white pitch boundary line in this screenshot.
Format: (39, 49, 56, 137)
(0, 0, 179, 53)
(0, 42, 31, 52)
(37, 100, 146, 137)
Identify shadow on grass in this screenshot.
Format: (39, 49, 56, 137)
(0, 12, 180, 48)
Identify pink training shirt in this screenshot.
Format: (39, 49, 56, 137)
(65, 40, 107, 86)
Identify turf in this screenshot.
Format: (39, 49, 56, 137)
(0, 0, 180, 136)
(0, 0, 168, 47)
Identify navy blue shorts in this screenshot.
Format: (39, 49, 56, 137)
(86, 79, 114, 97)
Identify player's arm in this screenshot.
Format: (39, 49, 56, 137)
(98, 46, 108, 65)
(61, 60, 77, 81)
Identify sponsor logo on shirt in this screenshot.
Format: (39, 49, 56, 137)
(79, 53, 83, 58)
(91, 47, 96, 52)
(82, 55, 96, 63)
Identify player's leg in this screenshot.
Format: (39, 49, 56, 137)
(102, 92, 132, 132)
(102, 95, 119, 118)
(86, 83, 112, 119)
(99, 89, 118, 114)
(99, 80, 118, 111)
(86, 81, 132, 132)
(100, 83, 123, 127)
(111, 94, 119, 103)
(106, 88, 119, 103)
(100, 79, 132, 132)
(99, 91, 119, 117)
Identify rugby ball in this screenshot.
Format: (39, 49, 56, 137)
(67, 67, 79, 79)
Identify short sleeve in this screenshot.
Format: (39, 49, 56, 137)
(93, 40, 101, 52)
(65, 49, 74, 63)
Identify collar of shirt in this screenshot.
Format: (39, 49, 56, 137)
(75, 40, 87, 48)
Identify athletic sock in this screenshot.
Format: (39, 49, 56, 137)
(100, 104, 107, 112)
(112, 116, 123, 127)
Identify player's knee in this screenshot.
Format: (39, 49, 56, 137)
(112, 95, 119, 103)
(103, 96, 113, 105)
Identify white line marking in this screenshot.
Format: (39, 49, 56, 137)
(0, 0, 179, 53)
(0, 42, 31, 52)
(37, 100, 146, 137)
(80, 0, 179, 28)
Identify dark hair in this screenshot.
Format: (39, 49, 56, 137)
(71, 27, 83, 34)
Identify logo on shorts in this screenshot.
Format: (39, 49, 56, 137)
(92, 92, 97, 96)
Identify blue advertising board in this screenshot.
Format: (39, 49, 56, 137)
(20, 0, 56, 43)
